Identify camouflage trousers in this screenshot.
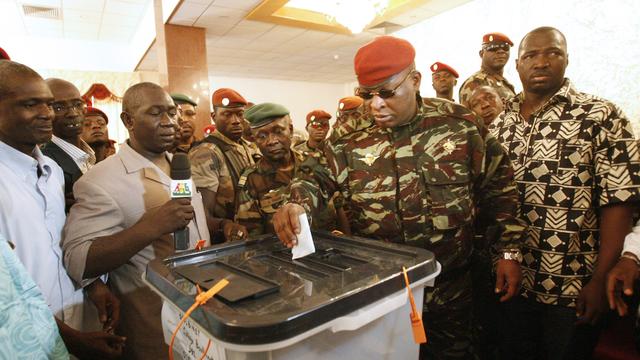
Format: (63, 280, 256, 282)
(420, 267, 477, 360)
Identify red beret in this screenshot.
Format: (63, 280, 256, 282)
(85, 107, 108, 124)
(482, 32, 513, 46)
(430, 62, 459, 78)
(338, 96, 363, 112)
(0, 47, 10, 60)
(354, 36, 416, 87)
(203, 124, 216, 135)
(306, 110, 332, 124)
(211, 88, 247, 108)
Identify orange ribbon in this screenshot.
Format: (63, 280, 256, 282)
(403, 266, 427, 344)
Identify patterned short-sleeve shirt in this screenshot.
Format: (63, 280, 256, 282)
(489, 79, 640, 307)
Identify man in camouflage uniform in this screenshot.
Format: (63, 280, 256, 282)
(459, 32, 516, 107)
(170, 93, 197, 154)
(328, 96, 371, 143)
(273, 36, 526, 360)
(235, 103, 340, 236)
(430, 61, 459, 102)
(294, 109, 331, 166)
(189, 88, 258, 242)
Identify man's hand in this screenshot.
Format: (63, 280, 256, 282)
(137, 198, 194, 238)
(85, 280, 120, 333)
(222, 220, 248, 242)
(606, 257, 639, 316)
(495, 259, 522, 302)
(576, 277, 607, 325)
(58, 319, 125, 360)
(273, 203, 306, 248)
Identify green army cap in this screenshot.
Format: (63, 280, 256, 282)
(170, 93, 197, 107)
(245, 102, 290, 129)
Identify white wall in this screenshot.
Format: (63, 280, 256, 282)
(209, 76, 353, 131)
(394, 0, 640, 134)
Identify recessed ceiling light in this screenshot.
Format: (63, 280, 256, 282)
(333, 54, 339, 60)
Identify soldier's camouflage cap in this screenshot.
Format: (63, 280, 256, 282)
(245, 102, 290, 129)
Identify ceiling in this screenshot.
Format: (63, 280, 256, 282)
(3, 0, 149, 42)
(137, 0, 471, 83)
(0, 0, 470, 81)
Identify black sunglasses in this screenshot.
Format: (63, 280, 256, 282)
(355, 70, 414, 100)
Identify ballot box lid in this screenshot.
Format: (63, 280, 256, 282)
(145, 231, 437, 345)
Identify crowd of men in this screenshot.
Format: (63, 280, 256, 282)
(1, 25, 640, 360)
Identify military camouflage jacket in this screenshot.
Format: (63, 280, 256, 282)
(189, 130, 260, 219)
(235, 150, 338, 236)
(293, 140, 329, 167)
(459, 70, 516, 107)
(328, 111, 373, 144)
(326, 98, 526, 272)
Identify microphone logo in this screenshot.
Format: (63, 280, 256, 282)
(171, 180, 192, 198)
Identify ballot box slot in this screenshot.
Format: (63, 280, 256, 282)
(262, 255, 331, 279)
(268, 252, 341, 275)
(174, 261, 280, 303)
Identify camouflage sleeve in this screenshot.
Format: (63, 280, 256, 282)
(234, 170, 265, 236)
(287, 160, 340, 230)
(467, 116, 527, 254)
(188, 144, 222, 192)
(458, 78, 479, 108)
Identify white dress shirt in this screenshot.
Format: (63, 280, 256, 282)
(51, 135, 96, 174)
(0, 140, 84, 329)
(623, 219, 640, 258)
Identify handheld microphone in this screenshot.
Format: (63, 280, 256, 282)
(170, 153, 193, 251)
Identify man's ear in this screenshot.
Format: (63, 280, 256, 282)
(479, 49, 484, 58)
(412, 70, 422, 91)
(120, 111, 134, 131)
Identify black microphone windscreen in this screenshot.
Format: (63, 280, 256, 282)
(170, 153, 191, 180)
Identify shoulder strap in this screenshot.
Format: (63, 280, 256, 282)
(204, 136, 241, 189)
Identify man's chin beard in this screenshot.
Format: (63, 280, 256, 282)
(87, 139, 108, 147)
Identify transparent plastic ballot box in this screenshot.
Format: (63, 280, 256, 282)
(144, 231, 441, 360)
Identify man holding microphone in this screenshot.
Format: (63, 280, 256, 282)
(63, 82, 210, 359)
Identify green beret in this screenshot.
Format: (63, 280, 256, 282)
(170, 93, 197, 107)
(245, 102, 290, 128)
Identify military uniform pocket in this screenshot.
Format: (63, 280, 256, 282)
(422, 162, 473, 230)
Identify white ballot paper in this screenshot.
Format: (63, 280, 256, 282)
(292, 213, 315, 259)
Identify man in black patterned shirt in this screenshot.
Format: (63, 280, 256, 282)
(490, 26, 640, 359)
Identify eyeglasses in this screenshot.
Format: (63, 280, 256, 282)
(309, 120, 329, 129)
(52, 101, 86, 114)
(355, 70, 414, 100)
(483, 43, 510, 52)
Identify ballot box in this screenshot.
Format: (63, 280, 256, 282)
(144, 231, 441, 360)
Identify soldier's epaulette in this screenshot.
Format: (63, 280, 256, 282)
(238, 166, 257, 188)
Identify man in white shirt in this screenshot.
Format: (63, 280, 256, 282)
(607, 220, 640, 316)
(41, 78, 96, 212)
(0, 60, 124, 358)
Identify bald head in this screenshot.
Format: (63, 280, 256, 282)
(46, 78, 81, 99)
(122, 82, 166, 114)
(518, 27, 567, 58)
(0, 61, 54, 154)
(516, 27, 569, 96)
(0, 61, 43, 99)
(120, 82, 178, 155)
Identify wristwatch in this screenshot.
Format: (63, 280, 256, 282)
(502, 250, 523, 263)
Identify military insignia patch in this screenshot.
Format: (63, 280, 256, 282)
(362, 153, 379, 166)
(443, 139, 456, 154)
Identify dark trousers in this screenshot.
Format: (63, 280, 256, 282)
(420, 268, 477, 360)
(470, 249, 502, 360)
(500, 295, 601, 360)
